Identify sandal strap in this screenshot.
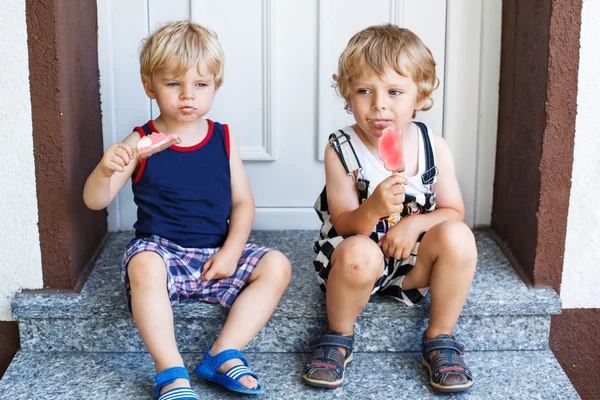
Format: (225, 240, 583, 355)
(308, 332, 354, 351)
(422, 335, 473, 386)
(155, 366, 190, 397)
(201, 345, 248, 375)
(158, 387, 198, 400)
(225, 364, 259, 381)
(430, 350, 474, 382)
(303, 331, 354, 381)
(422, 335, 465, 355)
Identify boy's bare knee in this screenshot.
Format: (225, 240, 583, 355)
(433, 221, 477, 263)
(332, 237, 383, 284)
(255, 250, 292, 285)
(128, 251, 167, 288)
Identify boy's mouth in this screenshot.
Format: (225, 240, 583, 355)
(368, 119, 392, 129)
(179, 106, 196, 113)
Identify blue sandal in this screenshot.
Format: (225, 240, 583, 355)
(421, 334, 474, 393)
(155, 366, 198, 400)
(301, 330, 354, 388)
(193, 345, 262, 394)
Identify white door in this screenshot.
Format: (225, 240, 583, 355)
(97, 0, 500, 230)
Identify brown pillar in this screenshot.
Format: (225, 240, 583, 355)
(495, 0, 595, 398)
(26, 0, 107, 290)
(0, 322, 19, 378)
(493, 0, 578, 292)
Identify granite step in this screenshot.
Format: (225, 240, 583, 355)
(0, 350, 579, 399)
(12, 230, 561, 353)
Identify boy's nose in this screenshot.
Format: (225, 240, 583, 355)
(180, 87, 195, 100)
(372, 93, 387, 111)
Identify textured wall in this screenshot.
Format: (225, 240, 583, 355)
(561, 0, 600, 308)
(552, 2, 600, 399)
(0, 0, 43, 321)
(26, 0, 107, 289)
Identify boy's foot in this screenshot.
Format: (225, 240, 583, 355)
(421, 334, 474, 393)
(302, 331, 354, 388)
(213, 354, 258, 390)
(155, 366, 198, 400)
(194, 345, 262, 394)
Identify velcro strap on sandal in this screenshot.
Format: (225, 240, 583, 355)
(422, 336, 465, 355)
(201, 347, 248, 375)
(155, 366, 190, 397)
(309, 333, 354, 351)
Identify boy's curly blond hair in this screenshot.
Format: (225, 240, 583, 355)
(334, 24, 438, 115)
(139, 20, 225, 89)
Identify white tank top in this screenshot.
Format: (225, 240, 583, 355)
(342, 123, 437, 219)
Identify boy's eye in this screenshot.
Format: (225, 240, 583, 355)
(167, 82, 180, 87)
(357, 89, 371, 94)
(196, 83, 208, 87)
(389, 90, 403, 95)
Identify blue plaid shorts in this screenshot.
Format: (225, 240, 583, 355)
(121, 235, 271, 309)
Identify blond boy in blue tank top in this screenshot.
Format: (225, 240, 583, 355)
(302, 24, 477, 393)
(83, 20, 291, 399)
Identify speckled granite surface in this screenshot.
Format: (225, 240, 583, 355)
(0, 350, 579, 400)
(12, 230, 561, 319)
(12, 230, 560, 353)
(18, 314, 551, 353)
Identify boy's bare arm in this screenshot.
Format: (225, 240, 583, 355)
(325, 145, 405, 236)
(405, 134, 465, 232)
(83, 132, 141, 210)
(221, 131, 254, 258)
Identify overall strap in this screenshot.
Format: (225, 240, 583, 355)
(328, 130, 361, 176)
(414, 121, 438, 185)
(328, 130, 369, 201)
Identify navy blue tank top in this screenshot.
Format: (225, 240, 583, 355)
(132, 119, 232, 248)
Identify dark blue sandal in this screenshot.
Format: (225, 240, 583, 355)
(302, 331, 354, 388)
(421, 334, 474, 393)
(193, 345, 262, 394)
(155, 366, 198, 400)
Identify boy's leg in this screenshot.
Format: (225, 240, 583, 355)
(326, 236, 384, 336)
(304, 235, 384, 383)
(209, 250, 291, 389)
(128, 251, 189, 395)
(402, 220, 477, 386)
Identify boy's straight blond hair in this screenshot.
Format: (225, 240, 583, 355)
(334, 24, 438, 114)
(140, 20, 225, 89)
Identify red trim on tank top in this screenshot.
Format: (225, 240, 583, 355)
(147, 119, 214, 152)
(224, 124, 230, 158)
(132, 127, 147, 184)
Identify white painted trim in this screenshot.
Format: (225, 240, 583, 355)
(253, 208, 321, 230)
(316, 0, 334, 161)
(97, 0, 120, 230)
(389, 0, 405, 26)
(236, 0, 276, 161)
(443, 0, 500, 228)
(475, 0, 501, 227)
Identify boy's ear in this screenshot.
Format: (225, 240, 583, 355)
(416, 96, 429, 111)
(141, 75, 156, 99)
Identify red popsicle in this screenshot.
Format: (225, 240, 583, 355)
(136, 132, 181, 158)
(378, 127, 404, 172)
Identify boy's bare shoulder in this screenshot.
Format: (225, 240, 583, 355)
(430, 132, 453, 160)
(123, 130, 143, 146)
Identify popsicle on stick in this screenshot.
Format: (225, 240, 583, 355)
(377, 126, 404, 173)
(136, 132, 181, 158)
